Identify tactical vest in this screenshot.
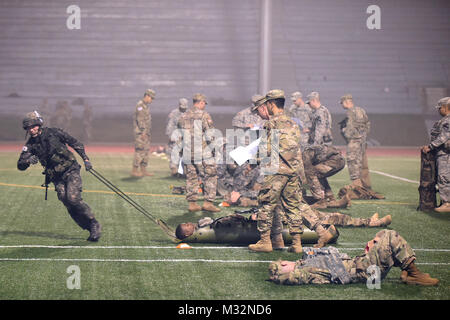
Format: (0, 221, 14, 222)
(30, 128, 77, 179)
(301, 247, 352, 284)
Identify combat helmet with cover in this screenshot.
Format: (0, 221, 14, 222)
(22, 111, 44, 130)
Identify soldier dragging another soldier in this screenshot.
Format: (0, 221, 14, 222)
(17, 111, 101, 241)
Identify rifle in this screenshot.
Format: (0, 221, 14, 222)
(41, 170, 51, 200)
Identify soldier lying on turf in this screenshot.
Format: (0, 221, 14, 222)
(175, 207, 391, 246)
(268, 229, 439, 286)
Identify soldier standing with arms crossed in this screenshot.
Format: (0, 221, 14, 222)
(131, 89, 155, 177)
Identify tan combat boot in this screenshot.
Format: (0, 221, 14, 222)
(402, 262, 439, 286)
(248, 230, 272, 252)
(287, 233, 303, 254)
(351, 178, 364, 188)
(271, 233, 285, 250)
(188, 201, 202, 212)
(131, 166, 143, 177)
(314, 225, 337, 248)
(202, 201, 221, 212)
(140, 165, 154, 176)
(326, 194, 351, 209)
(369, 214, 392, 227)
(434, 202, 450, 213)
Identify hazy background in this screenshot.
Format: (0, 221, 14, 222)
(0, 0, 449, 145)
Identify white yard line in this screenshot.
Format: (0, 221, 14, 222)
(0, 257, 447, 266)
(369, 170, 419, 185)
(0, 245, 449, 252)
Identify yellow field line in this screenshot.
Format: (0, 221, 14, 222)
(0, 181, 184, 198)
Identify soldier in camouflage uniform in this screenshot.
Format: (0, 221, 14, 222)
(131, 89, 155, 177)
(287, 91, 312, 149)
(339, 94, 372, 189)
(17, 111, 101, 241)
(302, 144, 346, 209)
(232, 94, 266, 131)
(178, 93, 220, 213)
(422, 97, 450, 213)
(248, 90, 336, 254)
(166, 98, 188, 176)
(268, 229, 439, 286)
(307, 92, 333, 146)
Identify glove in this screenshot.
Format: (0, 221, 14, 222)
(29, 155, 39, 165)
(84, 160, 93, 171)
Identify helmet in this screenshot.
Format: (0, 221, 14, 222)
(22, 111, 44, 130)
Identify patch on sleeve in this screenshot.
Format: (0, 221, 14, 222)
(22, 146, 28, 152)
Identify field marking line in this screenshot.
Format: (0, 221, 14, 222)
(0, 245, 449, 252)
(0, 258, 447, 266)
(369, 170, 419, 185)
(0, 181, 184, 198)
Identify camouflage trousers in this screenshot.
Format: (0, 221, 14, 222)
(315, 211, 371, 227)
(257, 174, 320, 235)
(270, 229, 415, 285)
(133, 133, 150, 168)
(347, 139, 371, 187)
(184, 162, 217, 202)
(54, 166, 95, 230)
(437, 154, 450, 202)
(308, 156, 345, 200)
(167, 141, 182, 171)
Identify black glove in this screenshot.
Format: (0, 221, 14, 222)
(29, 155, 39, 165)
(84, 160, 93, 171)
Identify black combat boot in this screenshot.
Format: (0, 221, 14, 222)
(87, 218, 102, 242)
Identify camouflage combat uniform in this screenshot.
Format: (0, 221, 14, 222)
(257, 112, 319, 236)
(17, 127, 97, 232)
(178, 104, 217, 202)
(287, 103, 313, 149)
(309, 105, 333, 146)
(428, 113, 450, 202)
(302, 145, 345, 201)
(166, 100, 187, 173)
(232, 106, 265, 131)
(269, 229, 416, 285)
(340, 105, 371, 185)
(133, 98, 152, 169)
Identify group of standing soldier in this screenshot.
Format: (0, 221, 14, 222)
(15, 88, 446, 289)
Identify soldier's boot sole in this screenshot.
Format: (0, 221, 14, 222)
(434, 203, 450, 213)
(202, 201, 221, 212)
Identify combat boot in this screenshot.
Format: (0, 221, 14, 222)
(131, 166, 143, 177)
(271, 233, 285, 250)
(248, 231, 272, 252)
(87, 219, 102, 242)
(402, 262, 439, 286)
(188, 201, 202, 212)
(202, 201, 221, 212)
(287, 233, 303, 254)
(351, 179, 364, 188)
(314, 225, 337, 248)
(369, 214, 392, 227)
(311, 199, 328, 209)
(140, 165, 154, 176)
(434, 202, 450, 213)
(326, 194, 351, 209)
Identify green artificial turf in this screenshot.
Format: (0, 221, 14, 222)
(0, 151, 448, 300)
